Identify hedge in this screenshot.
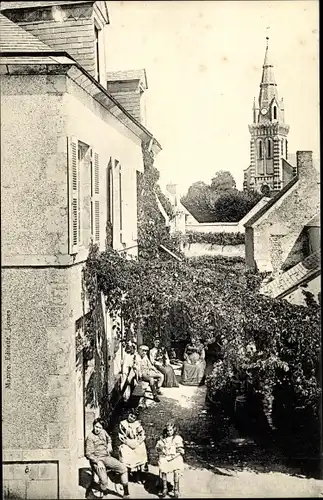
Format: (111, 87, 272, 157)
(185, 231, 245, 246)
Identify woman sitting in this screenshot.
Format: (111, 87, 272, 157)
(118, 411, 148, 484)
(181, 337, 206, 386)
(150, 339, 179, 388)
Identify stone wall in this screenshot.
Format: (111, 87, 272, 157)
(252, 152, 320, 272)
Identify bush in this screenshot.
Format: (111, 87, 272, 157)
(185, 231, 245, 246)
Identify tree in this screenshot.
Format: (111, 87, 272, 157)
(180, 181, 216, 222)
(213, 190, 262, 222)
(211, 170, 236, 192)
(181, 171, 263, 223)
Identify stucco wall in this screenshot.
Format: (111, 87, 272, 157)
(183, 243, 245, 258)
(2, 266, 78, 498)
(1, 72, 143, 266)
(65, 76, 142, 255)
(1, 70, 143, 497)
(1, 74, 68, 261)
(186, 222, 242, 233)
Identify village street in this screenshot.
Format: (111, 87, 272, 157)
(79, 366, 323, 499)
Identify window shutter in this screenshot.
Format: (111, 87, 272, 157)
(68, 136, 79, 254)
(92, 151, 100, 243)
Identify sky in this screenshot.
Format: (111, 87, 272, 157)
(106, 1, 319, 194)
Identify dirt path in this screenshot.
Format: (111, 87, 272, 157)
(123, 384, 322, 498)
(80, 383, 323, 498)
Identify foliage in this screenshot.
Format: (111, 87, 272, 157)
(206, 288, 321, 440)
(137, 143, 182, 260)
(212, 189, 263, 222)
(181, 174, 263, 223)
(185, 231, 245, 246)
(211, 170, 236, 191)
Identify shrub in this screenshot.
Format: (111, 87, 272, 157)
(185, 231, 245, 246)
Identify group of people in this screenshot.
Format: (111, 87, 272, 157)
(130, 336, 207, 402)
(86, 415, 184, 498)
(85, 336, 207, 498)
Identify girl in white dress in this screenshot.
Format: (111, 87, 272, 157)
(118, 411, 148, 483)
(156, 422, 185, 498)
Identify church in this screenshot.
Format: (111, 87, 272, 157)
(243, 38, 296, 194)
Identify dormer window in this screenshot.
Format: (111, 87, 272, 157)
(94, 25, 100, 82)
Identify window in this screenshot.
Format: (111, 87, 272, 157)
(267, 139, 272, 159)
(118, 163, 123, 243)
(258, 140, 263, 159)
(106, 159, 113, 247)
(69, 138, 86, 253)
(273, 106, 277, 120)
(94, 25, 100, 82)
(90, 150, 100, 243)
(281, 139, 284, 156)
(285, 139, 288, 159)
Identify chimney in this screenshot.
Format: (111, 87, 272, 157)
(1, 1, 110, 84)
(106, 69, 148, 125)
(296, 151, 314, 181)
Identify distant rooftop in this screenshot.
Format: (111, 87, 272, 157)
(107, 69, 148, 89)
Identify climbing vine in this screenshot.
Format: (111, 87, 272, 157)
(137, 142, 181, 260)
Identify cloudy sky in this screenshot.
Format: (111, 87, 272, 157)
(106, 1, 319, 193)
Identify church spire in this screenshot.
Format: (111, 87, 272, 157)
(258, 37, 278, 112)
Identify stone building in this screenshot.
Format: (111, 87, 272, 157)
(244, 151, 320, 305)
(1, 1, 161, 498)
(243, 38, 296, 194)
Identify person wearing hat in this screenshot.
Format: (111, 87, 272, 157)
(134, 345, 164, 402)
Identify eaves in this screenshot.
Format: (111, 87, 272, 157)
(0, 50, 162, 154)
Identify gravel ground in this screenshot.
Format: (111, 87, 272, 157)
(79, 381, 323, 498)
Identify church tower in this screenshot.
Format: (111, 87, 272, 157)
(244, 38, 290, 193)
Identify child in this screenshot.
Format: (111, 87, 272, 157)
(156, 421, 185, 498)
(118, 411, 148, 484)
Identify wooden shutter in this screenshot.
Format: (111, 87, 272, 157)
(68, 136, 79, 254)
(91, 150, 100, 243)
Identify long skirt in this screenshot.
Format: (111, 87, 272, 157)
(157, 365, 179, 388)
(119, 441, 148, 470)
(181, 360, 206, 386)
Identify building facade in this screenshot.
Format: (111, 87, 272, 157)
(244, 151, 320, 305)
(1, 2, 160, 498)
(243, 38, 296, 193)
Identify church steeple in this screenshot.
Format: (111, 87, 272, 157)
(244, 37, 290, 194)
(258, 37, 279, 114)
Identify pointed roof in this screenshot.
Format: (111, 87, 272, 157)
(258, 37, 278, 109)
(244, 175, 299, 228)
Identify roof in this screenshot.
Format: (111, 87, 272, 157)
(261, 250, 321, 300)
(0, 10, 161, 153)
(305, 213, 320, 227)
(0, 1, 93, 10)
(244, 175, 299, 228)
(239, 196, 270, 226)
(0, 12, 54, 52)
(0, 1, 110, 24)
(107, 69, 148, 89)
